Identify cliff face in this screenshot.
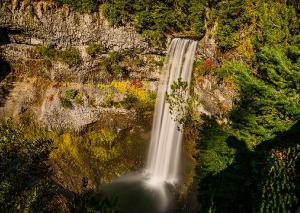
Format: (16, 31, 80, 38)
(0, 1, 163, 191)
(0, 1, 149, 49)
(0, 1, 164, 82)
(0, 0, 235, 192)
(0, 1, 164, 124)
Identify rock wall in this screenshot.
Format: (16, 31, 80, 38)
(0, 0, 164, 83)
(0, 0, 236, 196)
(0, 0, 150, 50)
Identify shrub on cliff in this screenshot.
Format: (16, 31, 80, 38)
(57, 48, 81, 65)
(36, 46, 81, 66)
(211, 0, 251, 50)
(86, 43, 106, 58)
(101, 49, 135, 77)
(54, 0, 99, 13)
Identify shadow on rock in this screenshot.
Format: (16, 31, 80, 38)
(0, 58, 14, 107)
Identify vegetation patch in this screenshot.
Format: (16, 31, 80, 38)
(86, 43, 106, 58)
(191, 1, 300, 212)
(97, 80, 156, 120)
(0, 119, 145, 212)
(101, 49, 136, 77)
(36, 45, 81, 66)
(65, 89, 79, 99)
(0, 120, 65, 212)
(210, 0, 251, 51)
(59, 96, 73, 109)
(54, 0, 99, 13)
(102, 0, 206, 47)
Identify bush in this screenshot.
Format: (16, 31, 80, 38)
(36, 46, 81, 66)
(59, 97, 73, 109)
(57, 48, 81, 65)
(74, 92, 84, 105)
(54, 0, 99, 13)
(212, 0, 251, 50)
(86, 43, 106, 58)
(65, 89, 79, 99)
(0, 120, 56, 212)
(101, 49, 135, 76)
(102, 1, 133, 26)
(122, 92, 138, 109)
(133, 58, 146, 67)
(111, 65, 128, 75)
(36, 45, 56, 60)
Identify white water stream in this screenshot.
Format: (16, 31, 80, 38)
(99, 39, 198, 213)
(145, 38, 198, 185)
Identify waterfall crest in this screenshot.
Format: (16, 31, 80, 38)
(146, 38, 197, 184)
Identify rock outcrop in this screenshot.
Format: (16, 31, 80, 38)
(0, 1, 149, 50)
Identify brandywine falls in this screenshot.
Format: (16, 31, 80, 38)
(1, 1, 299, 213)
(97, 38, 198, 213)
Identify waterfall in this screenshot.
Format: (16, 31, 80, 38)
(145, 38, 197, 185)
(93, 38, 198, 213)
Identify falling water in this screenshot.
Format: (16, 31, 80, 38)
(146, 38, 198, 185)
(95, 39, 197, 213)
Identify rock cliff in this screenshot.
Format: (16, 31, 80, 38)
(0, 0, 235, 191)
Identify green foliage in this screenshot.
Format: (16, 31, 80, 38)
(102, 0, 206, 47)
(211, 0, 251, 50)
(258, 144, 299, 213)
(35, 45, 56, 60)
(86, 195, 123, 213)
(101, 49, 135, 76)
(0, 120, 56, 212)
(122, 90, 156, 115)
(65, 89, 79, 99)
(122, 92, 138, 109)
(60, 89, 83, 108)
(195, 1, 300, 212)
(197, 121, 299, 213)
(251, 1, 297, 48)
(74, 92, 84, 105)
(57, 48, 81, 65)
(84, 130, 120, 162)
(60, 96, 73, 109)
(54, 0, 99, 12)
(166, 78, 189, 124)
(195, 117, 235, 178)
(86, 43, 106, 58)
(36, 45, 81, 66)
(133, 58, 146, 67)
(102, 0, 133, 26)
(214, 44, 299, 145)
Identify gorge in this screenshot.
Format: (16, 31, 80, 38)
(0, 1, 299, 213)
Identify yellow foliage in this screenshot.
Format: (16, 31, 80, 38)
(110, 80, 130, 93)
(85, 130, 121, 161)
(98, 80, 155, 109)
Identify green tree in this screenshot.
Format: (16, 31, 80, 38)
(0, 120, 61, 212)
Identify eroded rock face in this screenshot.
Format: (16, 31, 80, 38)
(39, 83, 136, 130)
(0, 1, 164, 83)
(0, 43, 162, 82)
(0, 1, 149, 50)
(193, 75, 236, 122)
